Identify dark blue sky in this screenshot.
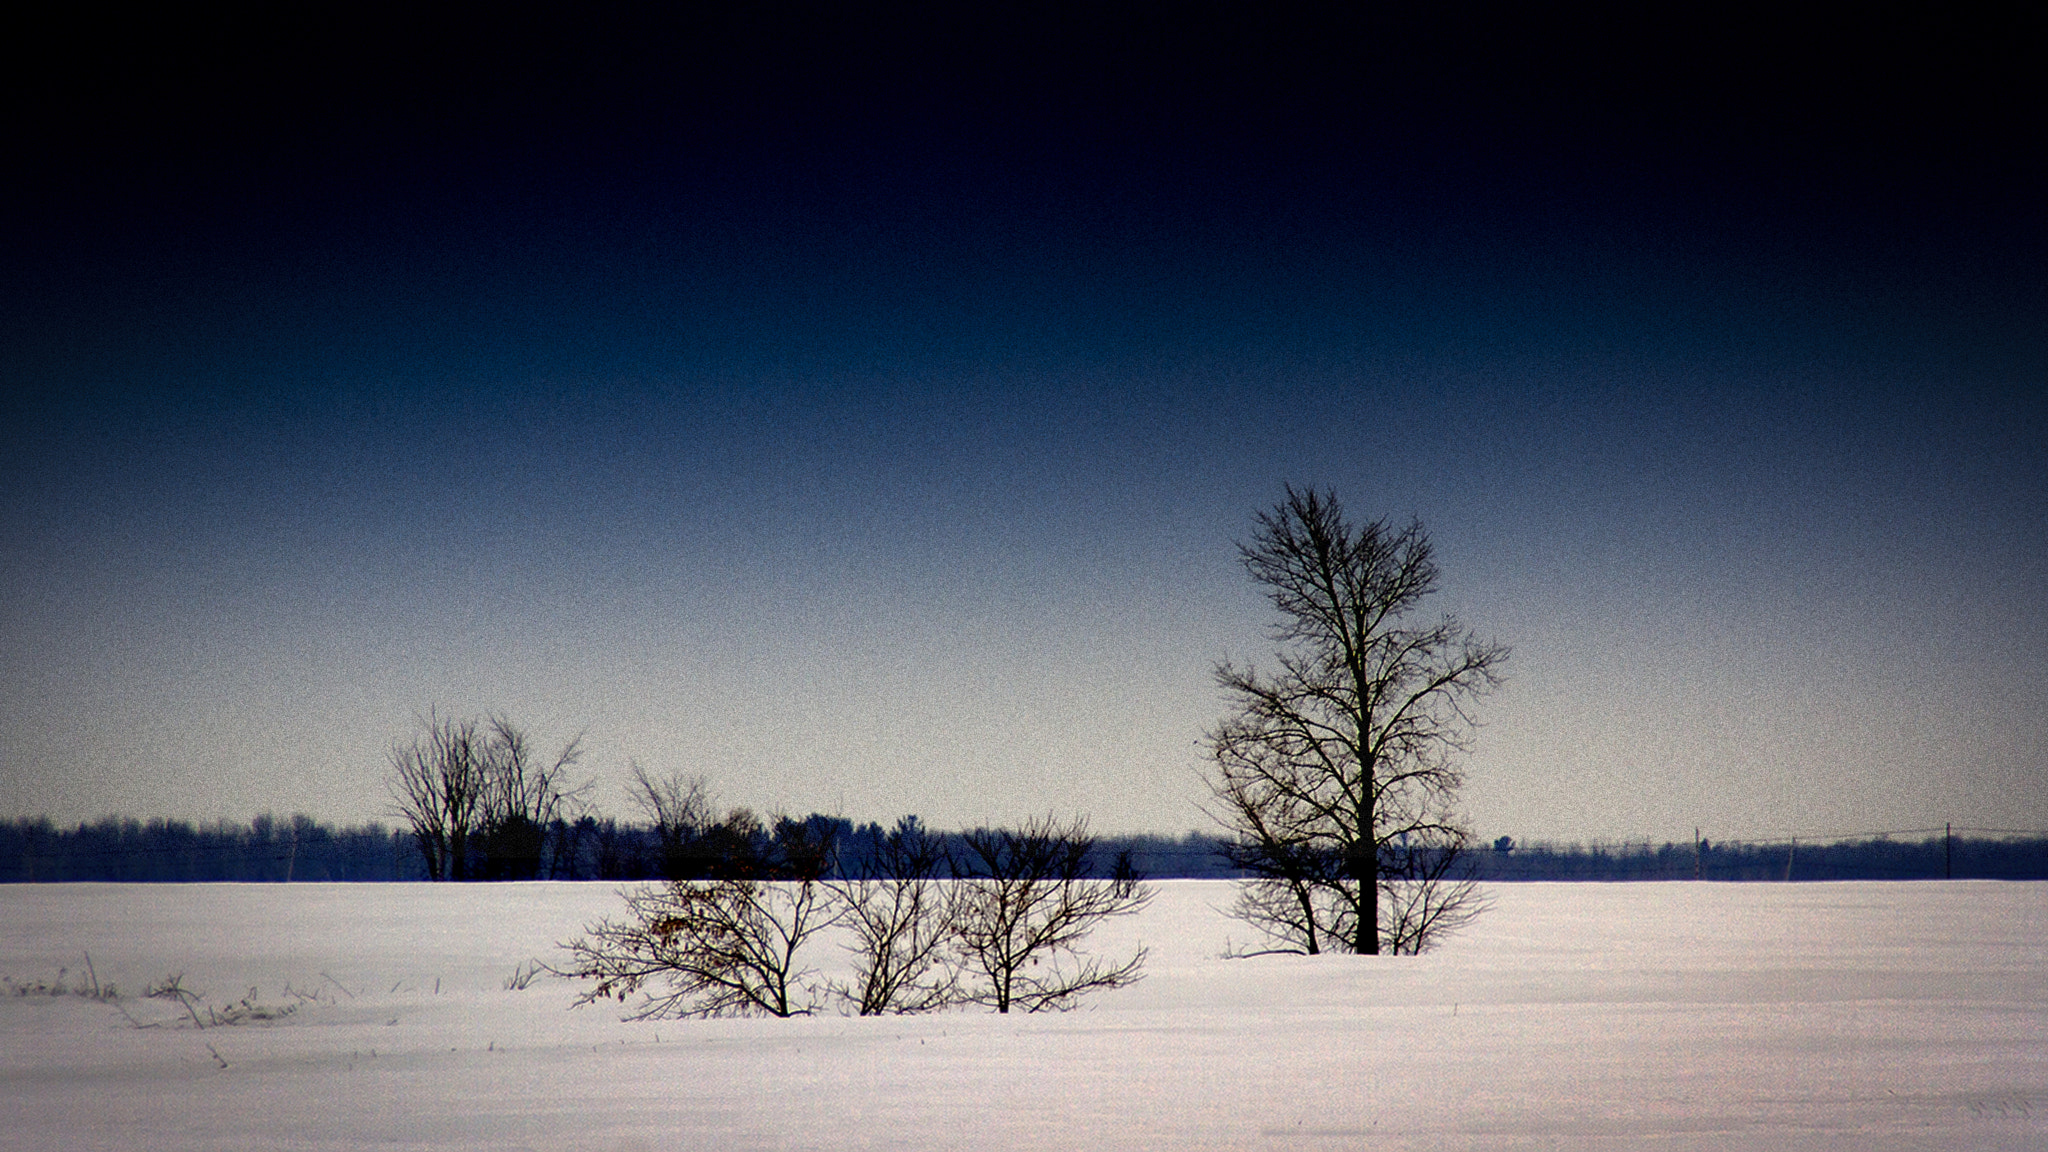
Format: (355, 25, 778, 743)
(4, 6, 2044, 838)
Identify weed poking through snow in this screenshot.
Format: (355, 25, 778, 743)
(6, 954, 120, 1001)
(145, 974, 299, 1028)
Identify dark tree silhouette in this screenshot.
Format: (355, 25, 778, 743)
(389, 712, 584, 880)
(628, 763, 715, 880)
(389, 713, 489, 881)
(475, 716, 586, 880)
(1204, 488, 1506, 954)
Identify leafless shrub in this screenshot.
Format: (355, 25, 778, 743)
(556, 814, 1153, 1021)
(950, 815, 1153, 1013)
(828, 818, 959, 1015)
(557, 878, 840, 1019)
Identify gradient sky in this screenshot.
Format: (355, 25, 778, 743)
(4, 8, 2044, 841)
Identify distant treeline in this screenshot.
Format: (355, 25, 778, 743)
(0, 815, 1239, 883)
(1474, 832, 2048, 881)
(5, 817, 2044, 883)
(0, 815, 421, 882)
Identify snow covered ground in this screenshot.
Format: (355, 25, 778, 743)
(3, 880, 2042, 1150)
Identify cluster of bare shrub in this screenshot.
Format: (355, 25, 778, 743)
(554, 803, 1153, 1018)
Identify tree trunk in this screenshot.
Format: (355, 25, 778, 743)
(1356, 862, 1379, 955)
(1347, 829, 1380, 955)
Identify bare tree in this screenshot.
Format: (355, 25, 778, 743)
(1204, 487, 1506, 955)
(557, 875, 840, 1018)
(1209, 729, 1346, 955)
(476, 715, 586, 880)
(389, 712, 585, 881)
(388, 713, 488, 881)
(950, 815, 1153, 1013)
(829, 817, 959, 1015)
(628, 762, 715, 880)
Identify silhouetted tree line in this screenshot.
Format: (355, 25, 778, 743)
(596, 813, 1240, 884)
(0, 814, 422, 882)
(0, 812, 1241, 883)
(1475, 832, 2048, 881)
(16, 813, 2038, 884)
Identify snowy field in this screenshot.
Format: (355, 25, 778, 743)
(3, 880, 2042, 1151)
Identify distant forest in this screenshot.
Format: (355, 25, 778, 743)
(4, 816, 2045, 883)
(0, 815, 1236, 884)
(1478, 831, 2048, 881)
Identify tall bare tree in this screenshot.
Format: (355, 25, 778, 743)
(1204, 487, 1507, 955)
(388, 713, 488, 881)
(476, 715, 586, 880)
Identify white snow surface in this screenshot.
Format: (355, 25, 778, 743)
(3, 880, 2043, 1150)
